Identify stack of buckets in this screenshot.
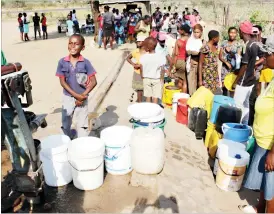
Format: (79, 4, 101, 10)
(212, 118, 254, 192)
(39, 125, 134, 191)
(205, 95, 236, 158)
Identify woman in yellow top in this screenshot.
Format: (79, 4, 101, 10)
(239, 35, 274, 213)
(134, 15, 151, 39)
(126, 35, 147, 102)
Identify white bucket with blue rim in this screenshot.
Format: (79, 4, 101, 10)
(100, 126, 133, 175)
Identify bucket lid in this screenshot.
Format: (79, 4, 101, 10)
(214, 95, 235, 104)
(218, 144, 250, 167)
(100, 126, 133, 147)
(40, 135, 71, 154)
(218, 139, 246, 151)
(127, 102, 162, 120)
(68, 137, 105, 158)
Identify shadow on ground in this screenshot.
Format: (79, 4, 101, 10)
(13, 31, 69, 45)
(132, 195, 179, 213)
(89, 105, 119, 137)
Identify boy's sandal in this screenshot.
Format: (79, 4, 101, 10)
(238, 205, 257, 213)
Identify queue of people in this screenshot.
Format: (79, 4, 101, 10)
(17, 12, 48, 41)
(125, 7, 273, 211)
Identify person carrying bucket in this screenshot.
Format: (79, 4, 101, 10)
(238, 34, 274, 213)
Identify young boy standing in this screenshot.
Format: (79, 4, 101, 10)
(140, 37, 166, 103)
(56, 34, 97, 138)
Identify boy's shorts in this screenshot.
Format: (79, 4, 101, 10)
(143, 78, 162, 99)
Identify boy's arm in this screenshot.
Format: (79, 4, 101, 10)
(140, 65, 143, 79)
(82, 60, 97, 96)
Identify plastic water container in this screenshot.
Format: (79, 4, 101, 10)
(130, 127, 165, 174)
(215, 105, 242, 134)
(68, 137, 105, 190)
(39, 135, 72, 187)
(172, 93, 190, 116)
(163, 85, 181, 108)
(222, 123, 253, 143)
(176, 98, 188, 125)
(195, 108, 207, 140)
(210, 95, 235, 124)
(100, 126, 133, 175)
(216, 144, 250, 192)
(213, 139, 246, 175)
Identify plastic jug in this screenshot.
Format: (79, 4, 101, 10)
(195, 108, 208, 140)
(188, 107, 199, 131)
(130, 127, 165, 174)
(210, 95, 235, 124)
(215, 105, 242, 134)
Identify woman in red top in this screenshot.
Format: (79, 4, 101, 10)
(41, 13, 48, 39)
(18, 13, 24, 41)
(172, 24, 191, 93)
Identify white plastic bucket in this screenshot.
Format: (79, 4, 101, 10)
(100, 126, 133, 175)
(172, 93, 190, 116)
(213, 139, 246, 175)
(216, 145, 250, 192)
(68, 137, 105, 190)
(39, 135, 72, 187)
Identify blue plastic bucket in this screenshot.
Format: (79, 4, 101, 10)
(210, 95, 235, 124)
(222, 123, 253, 143)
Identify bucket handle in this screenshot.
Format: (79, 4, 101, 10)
(248, 126, 253, 138)
(221, 124, 230, 135)
(68, 160, 103, 172)
(217, 159, 246, 177)
(105, 143, 129, 161)
(129, 118, 140, 123)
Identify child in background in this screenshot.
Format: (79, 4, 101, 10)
(140, 37, 166, 103)
(126, 35, 147, 102)
(56, 34, 97, 138)
(66, 14, 74, 36)
(115, 21, 125, 45)
(23, 13, 30, 41)
(199, 30, 220, 93)
(41, 13, 48, 40)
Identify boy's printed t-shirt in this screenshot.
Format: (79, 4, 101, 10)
(56, 55, 96, 96)
(131, 48, 141, 74)
(140, 53, 166, 79)
(238, 40, 259, 87)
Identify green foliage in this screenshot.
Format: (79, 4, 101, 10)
(249, 10, 267, 32)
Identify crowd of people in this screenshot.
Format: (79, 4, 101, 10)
(97, 5, 202, 49)
(17, 12, 48, 41)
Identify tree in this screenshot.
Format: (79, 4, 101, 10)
(90, 0, 100, 42)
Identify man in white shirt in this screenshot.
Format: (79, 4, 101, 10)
(140, 37, 166, 103)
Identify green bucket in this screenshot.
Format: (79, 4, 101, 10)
(246, 136, 256, 156)
(132, 119, 167, 131)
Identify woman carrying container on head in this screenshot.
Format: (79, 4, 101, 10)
(239, 34, 274, 214)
